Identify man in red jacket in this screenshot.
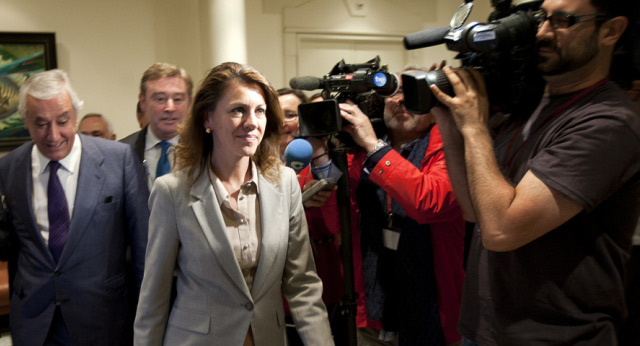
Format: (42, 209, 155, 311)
(340, 66, 465, 346)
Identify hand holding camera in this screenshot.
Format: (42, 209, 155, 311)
(430, 66, 491, 133)
(338, 101, 379, 152)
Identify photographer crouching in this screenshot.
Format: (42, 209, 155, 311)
(428, 0, 640, 344)
(340, 66, 466, 346)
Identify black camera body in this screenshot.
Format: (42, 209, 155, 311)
(403, 0, 545, 117)
(297, 99, 341, 138)
(290, 56, 397, 138)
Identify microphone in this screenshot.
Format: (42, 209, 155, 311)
(403, 26, 450, 50)
(284, 139, 313, 173)
(289, 76, 325, 90)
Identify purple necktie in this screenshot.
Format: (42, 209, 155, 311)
(48, 161, 70, 263)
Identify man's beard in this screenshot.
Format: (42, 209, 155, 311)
(383, 104, 412, 128)
(536, 28, 600, 76)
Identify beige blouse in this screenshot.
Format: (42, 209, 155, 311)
(209, 162, 262, 290)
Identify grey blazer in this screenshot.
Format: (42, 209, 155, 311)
(134, 164, 333, 346)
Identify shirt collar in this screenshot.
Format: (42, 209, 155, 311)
(209, 160, 260, 208)
(33, 133, 82, 174)
(145, 127, 179, 151)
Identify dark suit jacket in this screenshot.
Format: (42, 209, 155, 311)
(0, 135, 149, 346)
(119, 126, 148, 164)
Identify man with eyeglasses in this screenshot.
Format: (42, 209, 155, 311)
(276, 88, 348, 345)
(429, 0, 640, 344)
(277, 88, 308, 158)
(121, 63, 193, 190)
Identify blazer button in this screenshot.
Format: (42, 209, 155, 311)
(244, 302, 254, 311)
(385, 160, 391, 166)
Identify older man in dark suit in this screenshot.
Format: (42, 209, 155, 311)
(0, 69, 149, 345)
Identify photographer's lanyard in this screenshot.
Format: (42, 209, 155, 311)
(383, 195, 400, 250)
(386, 195, 393, 228)
(502, 77, 609, 168)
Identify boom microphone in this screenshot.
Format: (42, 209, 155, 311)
(289, 76, 325, 90)
(284, 138, 313, 173)
(403, 26, 450, 50)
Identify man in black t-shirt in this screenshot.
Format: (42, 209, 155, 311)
(429, 0, 640, 344)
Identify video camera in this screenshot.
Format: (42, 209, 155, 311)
(402, 0, 545, 117)
(289, 56, 398, 138)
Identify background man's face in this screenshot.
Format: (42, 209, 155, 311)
(278, 93, 302, 154)
(140, 76, 190, 140)
(383, 71, 433, 135)
(25, 91, 77, 161)
(79, 116, 115, 140)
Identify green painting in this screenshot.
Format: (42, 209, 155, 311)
(0, 33, 56, 150)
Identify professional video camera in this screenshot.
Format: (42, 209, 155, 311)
(402, 0, 545, 117)
(289, 56, 398, 138)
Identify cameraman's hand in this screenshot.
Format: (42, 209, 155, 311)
(430, 66, 490, 133)
(429, 60, 447, 72)
(339, 101, 379, 152)
(302, 179, 336, 208)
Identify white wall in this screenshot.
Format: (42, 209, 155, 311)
(0, 0, 493, 154)
(246, 0, 285, 89)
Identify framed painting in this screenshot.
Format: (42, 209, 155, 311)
(0, 32, 57, 151)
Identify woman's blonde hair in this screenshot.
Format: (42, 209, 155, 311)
(174, 62, 283, 187)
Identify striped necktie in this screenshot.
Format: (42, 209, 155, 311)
(47, 161, 70, 263)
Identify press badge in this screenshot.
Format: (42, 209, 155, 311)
(382, 228, 400, 250)
(382, 213, 400, 250)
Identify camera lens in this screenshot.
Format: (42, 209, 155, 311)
(371, 72, 399, 97)
(401, 70, 453, 114)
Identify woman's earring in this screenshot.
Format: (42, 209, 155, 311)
(205, 128, 211, 134)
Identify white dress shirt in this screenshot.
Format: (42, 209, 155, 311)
(31, 134, 82, 246)
(144, 129, 178, 190)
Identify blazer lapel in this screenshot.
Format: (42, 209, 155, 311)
(135, 126, 148, 162)
(189, 171, 252, 300)
(251, 172, 285, 297)
(13, 143, 52, 261)
(58, 137, 106, 265)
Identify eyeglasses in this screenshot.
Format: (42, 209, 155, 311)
(283, 111, 298, 122)
(535, 10, 607, 29)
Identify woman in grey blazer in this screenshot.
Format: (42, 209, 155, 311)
(134, 62, 333, 346)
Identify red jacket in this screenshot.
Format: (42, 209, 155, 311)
(350, 124, 465, 344)
(297, 124, 465, 343)
(298, 160, 378, 330)
(297, 166, 344, 306)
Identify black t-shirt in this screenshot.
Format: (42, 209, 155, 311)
(459, 82, 640, 345)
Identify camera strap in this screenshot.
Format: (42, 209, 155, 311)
(502, 76, 609, 168)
